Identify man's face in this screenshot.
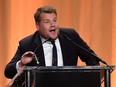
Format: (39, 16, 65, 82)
(36, 12, 59, 40)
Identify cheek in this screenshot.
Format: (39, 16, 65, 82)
(41, 23, 50, 29)
(39, 26, 49, 35)
(43, 26, 50, 33)
(39, 23, 51, 33)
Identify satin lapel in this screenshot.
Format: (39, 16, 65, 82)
(31, 33, 45, 66)
(59, 34, 68, 66)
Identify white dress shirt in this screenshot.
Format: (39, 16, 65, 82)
(41, 37, 63, 66)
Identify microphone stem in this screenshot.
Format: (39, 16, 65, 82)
(34, 38, 51, 65)
(62, 33, 107, 64)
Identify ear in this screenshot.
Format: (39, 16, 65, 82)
(35, 22, 40, 31)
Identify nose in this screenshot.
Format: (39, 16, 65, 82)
(50, 22, 55, 28)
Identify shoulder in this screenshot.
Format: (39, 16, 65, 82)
(59, 28, 79, 37)
(60, 28, 76, 33)
(19, 31, 39, 45)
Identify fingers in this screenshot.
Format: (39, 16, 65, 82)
(22, 51, 35, 58)
(21, 51, 35, 65)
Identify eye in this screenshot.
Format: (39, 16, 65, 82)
(45, 21, 50, 23)
(53, 19, 57, 22)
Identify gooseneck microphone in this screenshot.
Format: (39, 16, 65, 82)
(61, 32, 115, 84)
(61, 33, 107, 65)
(33, 38, 51, 65)
(7, 38, 51, 87)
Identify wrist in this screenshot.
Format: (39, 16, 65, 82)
(18, 60, 24, 68)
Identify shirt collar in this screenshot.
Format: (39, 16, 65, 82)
(40, 36, 58, 44)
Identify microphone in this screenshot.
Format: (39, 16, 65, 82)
(33, 38, 51, 65)
(61, 33, 114, 75)
(61, 33, 107, 65)
(7, 38, 51, 86)
(34, 54, 39, 65)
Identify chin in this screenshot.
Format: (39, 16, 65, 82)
(50, 37, 57, 40)
(49, 33, 59, 40)
(50, 36, 58, 40)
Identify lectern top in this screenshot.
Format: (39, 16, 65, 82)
(24, 65, 115, 71)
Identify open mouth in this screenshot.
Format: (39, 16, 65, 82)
(49, 29, 56, 32)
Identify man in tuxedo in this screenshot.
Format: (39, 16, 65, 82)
(5, 6, 99, 79)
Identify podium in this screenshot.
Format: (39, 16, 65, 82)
(23, 66, 115, 87)
(9, 66, 115, 87)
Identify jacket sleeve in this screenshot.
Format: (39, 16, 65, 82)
(61, 28, 100, 65)
(4, 42, 24, 79)
(71, 29, 100, 65)
(4, 32, 38, 79)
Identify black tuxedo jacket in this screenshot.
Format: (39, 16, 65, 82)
(5, 28, 99, 79)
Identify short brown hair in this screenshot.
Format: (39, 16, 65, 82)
(34, 6, 57, 22)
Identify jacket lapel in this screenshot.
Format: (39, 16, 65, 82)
(58, 33, 69, 66)
(31, 32, 45, 66)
